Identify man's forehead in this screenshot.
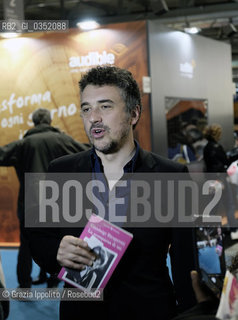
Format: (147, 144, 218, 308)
(81, 84, 123, 101)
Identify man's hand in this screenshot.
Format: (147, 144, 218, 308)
(190, 270, 213, 303)
(57, 235, 96, 270)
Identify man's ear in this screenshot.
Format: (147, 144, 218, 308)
(131, 105, 140, 126)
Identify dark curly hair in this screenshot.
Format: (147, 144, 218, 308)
(79, 66, 142, 129)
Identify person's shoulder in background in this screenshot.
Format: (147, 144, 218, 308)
(48, 149, 92, 172)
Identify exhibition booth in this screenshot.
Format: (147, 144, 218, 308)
(0, 20, 233, 244)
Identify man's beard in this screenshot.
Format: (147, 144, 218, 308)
(94, 140, 120, 154)
(91, 125, 130, 155)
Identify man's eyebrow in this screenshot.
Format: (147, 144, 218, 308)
(81, 99, 114, 108)
(98, 99, 114, 104)
(81, 102, 89, 108)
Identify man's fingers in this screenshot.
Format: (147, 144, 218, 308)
(71, 245, 95, 260)
(61, 236, 96, 261)
(61, 250, 95, 265)
(190, 270, 211, 303)
(59, 258, 91, 270)
(191, 270, 200, 288)
(63, 235, 89, 249)
(57, 235, 95, 268)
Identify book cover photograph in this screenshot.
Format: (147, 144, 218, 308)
(58, 214, 133, 292)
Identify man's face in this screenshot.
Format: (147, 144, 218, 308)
(81, 85, 135, 154)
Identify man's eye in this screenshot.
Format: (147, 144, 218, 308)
(101, 105, 111, 109)
(82, 107, 90, 113)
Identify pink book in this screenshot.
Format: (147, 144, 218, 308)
(58, 214, 133, 292)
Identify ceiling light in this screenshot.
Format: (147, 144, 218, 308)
(229, 22, 237, 33)
(77, 20, 99, 31)
(0, 33, 20, 39)
(184, 27, 201, 34)
(227, 22, 237, 38)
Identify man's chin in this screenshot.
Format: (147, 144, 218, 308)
(94, 141, 118, 154)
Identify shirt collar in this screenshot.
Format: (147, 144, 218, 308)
(90, 140, 140, 173)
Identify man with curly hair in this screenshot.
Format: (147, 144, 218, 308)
(30, 66, 197, 319)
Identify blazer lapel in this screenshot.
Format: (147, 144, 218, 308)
(74, 149, 92, 172)
(134, 148, 158, 172)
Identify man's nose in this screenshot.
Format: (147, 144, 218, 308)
(89, 108, 102, 123)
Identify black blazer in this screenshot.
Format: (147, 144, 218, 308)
(29, 147, 196, 320)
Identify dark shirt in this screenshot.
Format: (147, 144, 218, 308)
(90, 141, 139, 224)
(90, 140, 139, 173)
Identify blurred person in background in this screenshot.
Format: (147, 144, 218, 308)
(226, 131, 238, 164)
(168, 119, 196, 164)
(172, 252, 238, 320)
(185, 121, 207, 161)
(203, 124, 238, 239)
(0, 108, 88, 288)
(203, 124, 229, 173)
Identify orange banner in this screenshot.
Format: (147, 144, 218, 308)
(0, 21, 150, 243)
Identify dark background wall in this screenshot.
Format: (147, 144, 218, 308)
(148, 22, 234, 157)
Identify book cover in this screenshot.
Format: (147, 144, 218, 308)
(58, 214, 133, 291)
